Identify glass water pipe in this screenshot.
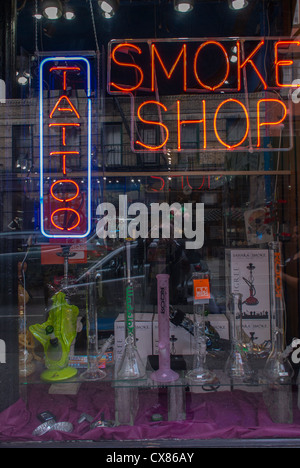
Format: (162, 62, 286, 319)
(186, 303, 219, 386)
(186, 273, 219, 386)
(225, 292, 254, 382)
(263, 241, 294, 423)
(151, 274, 179, 383)
(81, 272, 107, 381)
(117, 241, 145, 380)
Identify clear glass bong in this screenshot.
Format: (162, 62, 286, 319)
(116, 241, 145, 380)
(263, 241, 294, 424)
(186, 273, 219, 386)
(81, 272, 108, 381)
(151, 274, 179, 383)
(224, 292, 254, 383)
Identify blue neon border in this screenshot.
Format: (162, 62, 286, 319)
(39, 56, 92, 239)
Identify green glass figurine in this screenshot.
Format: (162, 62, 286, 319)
(29, 291, 79, 382)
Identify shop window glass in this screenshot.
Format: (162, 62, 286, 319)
(136, 124, 160, 165)
(102, 123, 122, 166)
(12, 125, 33, 173)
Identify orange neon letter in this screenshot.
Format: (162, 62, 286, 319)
(214, 99, 249, 149)
(49, 66, 80, 90)
(274, 41, 300, 87)
(150, 176, 165, 191)
(50, 151, 79, 175)
(151, 43, 187, 92)
(135, 101, 169, 150)
(177, 100, 206, 149)
(237, 40, 267, 91)
(186, 176, 205, 190)
(50, 179, 80, 202)
(193, 41, 229, 91)
(49, 95, 80, 119)
(257, 98, 287, 147)
(110, 43, 144, 93)
(49, 123, 80, 146)
(51, 208, 81, 231)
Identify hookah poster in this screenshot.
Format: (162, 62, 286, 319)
(225, 249, 271, 345)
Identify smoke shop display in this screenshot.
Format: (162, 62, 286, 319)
(116, 241, 145, 380)
(23, 236, 297, 431)
(186, 273, 219, 386)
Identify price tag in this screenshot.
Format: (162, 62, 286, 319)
(193, 278, 210, 304)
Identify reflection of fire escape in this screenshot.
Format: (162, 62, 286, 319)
(242, 262, 259, 306)
(104, 145, 122, 167)
(113, 97, 131, 138)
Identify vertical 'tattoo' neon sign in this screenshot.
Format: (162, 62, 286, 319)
(39, 56, 91, 238)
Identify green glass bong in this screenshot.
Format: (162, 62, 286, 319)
(30, 245, 80, 382)
(29, 291, 79, 382)
(116, 240, 145, 380)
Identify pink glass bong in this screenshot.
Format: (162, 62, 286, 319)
(151, 274, 179, 383)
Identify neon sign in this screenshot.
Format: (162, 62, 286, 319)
(39, 56, 92, 238)
(149, 174, 210, 192)
(107, 38, 295, 153)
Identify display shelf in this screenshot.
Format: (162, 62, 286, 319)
(8, 373, 300, 444)
(19, 342, 270, 391)
(15, 338, 299, 440)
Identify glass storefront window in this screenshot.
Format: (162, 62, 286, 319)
(2, 0, 300, 449)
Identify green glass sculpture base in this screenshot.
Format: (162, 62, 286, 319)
(40, 366, 77, 382)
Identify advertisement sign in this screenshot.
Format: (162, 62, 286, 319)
(226, 249, 271, 344)
(39, 56, 92, 239)
(107, 37, 294, 153)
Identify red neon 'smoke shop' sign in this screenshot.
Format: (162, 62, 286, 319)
(107, 38, 296, 152)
